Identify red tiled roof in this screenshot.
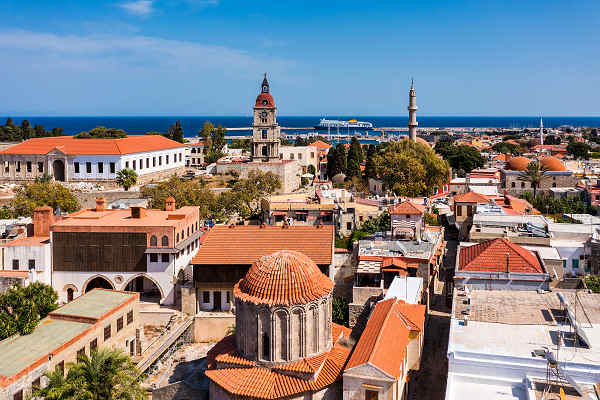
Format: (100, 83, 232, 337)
(388, 201, 425, 215)
(0, 135, 184, 156)
(310, 140, 332, 149)
(0, 270, 29, 278)
(192, 225, 334, 266)
(255, 93, 276, 108)
(206, 324, 353, 399)
(345, 299, 425, 379)
(453, 191, 489, 204)
(458, 238, 544, 274)
(2, 236, 50, 247)
(233, 250, 333, 306)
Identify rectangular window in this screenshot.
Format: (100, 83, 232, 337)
(346, 222, 352, 230)
(456, 205, 462, 217)
(159, 156, 162, 166)
(161, 253, 169, 263)
(16, 161, 20, 172)
(104, 325, 111, 341)
(166, 155, 169, 164)
(153, 157, 156, 167)
(12, 259, 18, 270)
(28, 259, 35, 270)
(117, 316, 123, 332)
(58, 361, 65, 376)
(38, 162, 44, 172)
(110, 162, 115, 174)
(133, 160, 136, 170)
(74, 162, 80, 173)
(86, 162, 92, 174)
(150, 253, 158, 262)
(77, 347, 85, 360)
(127, 310, 133, 325)
(290, 153, 294, 160)
(572, 259, 579, 269)
(125, 161, 129, 169)
(311, 152, 315, 159)
(262, 129, 267, 139)
(179, 153, 182, 162)
(26, 161, 32, 172)
(13, 389, 23, 400)
(4, 161, 9, 173)
(90, 338, 98, 352)
(298, 153, 302, 160)
(98, 162, 103, 173)
(203, 291, 210, 303)
(365, 390, 378, 400)
(146, 158, 150, 168)
(226, 291, 230, 303)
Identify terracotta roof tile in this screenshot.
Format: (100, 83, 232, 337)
(453, 191, 490, 204)
(0, 135, 184, 156)
(388, 201, 425, 215)
(192, 225, 334, 266)
(345, 299, 425, 379)
(2, 236, 50, 247)
(458, 238, 544, 274)
(206, 324, 352, 399)
(309, 140, 332, 149)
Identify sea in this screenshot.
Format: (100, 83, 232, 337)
(2, 116, 599, 140)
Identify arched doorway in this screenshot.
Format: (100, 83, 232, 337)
(67, 288, 74, 302)
(84, 276, 114, 293)
(124, 275, 162, 303)
(52, 160, 65, 182)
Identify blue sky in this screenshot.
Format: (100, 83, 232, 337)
(0, 0, 598, 116)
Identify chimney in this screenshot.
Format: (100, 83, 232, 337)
(131, 207, 147, 219)
(96, 197, 106, 212)
(33, 206, 54, 237)
(165, 197, 176, 211)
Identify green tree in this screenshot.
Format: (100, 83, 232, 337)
(199, 121, 215, 150)
(334, 143, 347, 175)
(229, 139, 251, 152)
(446, 145, 485, 173)
(567, 141, 591, 160)
(228, 170, 281, 218)
(167, 121, 185, 143)
(33, 348, 145, 400)
(12, 181, 80, 217)
(586, 276, 600, 293)
(544, 135, 561, 145)
(492, 141, 521, 155)
(374, 141, 449, 197)
(307, 164, 316, 176)
(116, 169, 138, 191)
(346, 137, 363, 179)
(332, 296, 349, 327)
(518, 161, 548, 199)
(363, 144, 377, 181)
(0, 282, 58, 339)
(74, 126, 127, 139)
(326, 146, 337, 179)
(20, 120, 34, 140)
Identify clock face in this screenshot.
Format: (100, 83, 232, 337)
(261, 111, 268, 118)
(262, 100, 268, 105)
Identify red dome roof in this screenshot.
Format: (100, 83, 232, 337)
(234, 250, 333, 306)
(402, 137, 431, 148)
(254, 93, 275, 108)
(506, 156, 530, 171)
(539, 156, 566, 172)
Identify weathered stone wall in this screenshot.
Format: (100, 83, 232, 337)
(74, 190, 144, 209)
(502, 171, 577, 195)
(151, 381, 206, 400)
(193, 314, 235, 343)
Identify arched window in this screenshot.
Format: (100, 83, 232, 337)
(150, 235, 157, 246)
(161, 235, 169, 246)
(262, 332, 270, 360)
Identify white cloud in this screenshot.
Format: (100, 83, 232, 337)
(119, 0, 154, 16)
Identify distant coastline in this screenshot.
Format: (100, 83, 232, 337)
(1, 116, 599, 137)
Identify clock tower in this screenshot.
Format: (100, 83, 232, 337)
(252, 73, 281, 161)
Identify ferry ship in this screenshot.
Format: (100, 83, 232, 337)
(314, 118, 373, 130)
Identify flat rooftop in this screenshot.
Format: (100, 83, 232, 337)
(51, 206, 198, 229)
(52, 289, 137, 320)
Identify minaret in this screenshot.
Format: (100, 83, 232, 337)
(539, 117, 544, 146)
(408, 79, 418, 142)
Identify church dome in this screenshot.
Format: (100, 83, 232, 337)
(506, 156, 530, 171)
(254, 93, 275, 108)
(539, 156, 566, 172)
(234, 250, 333, 307)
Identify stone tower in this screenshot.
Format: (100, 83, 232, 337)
(408, 79, 418, 142)
(252, 73, 281, 161)
(539, 117, 544, 146)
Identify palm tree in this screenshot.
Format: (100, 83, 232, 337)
(518, 161, 549, 199)
(116, 169, 138, 191)
(32, 349, 146, 400)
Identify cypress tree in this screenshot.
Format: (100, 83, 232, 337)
(326, 146, 337, 179)
(335, 143, 347, 175)
(364, 144, 377, 180)
(346, 137, 363, 178)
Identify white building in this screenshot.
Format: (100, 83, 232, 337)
(0, 135, 186, 184)
(279, 145, 319, 173)
(446, 289, 600, 400)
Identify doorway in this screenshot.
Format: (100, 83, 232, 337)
(213, 290, 221, 311)
(52, 160, 65, 182)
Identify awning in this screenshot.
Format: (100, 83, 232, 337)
(272, 211, 287, 216)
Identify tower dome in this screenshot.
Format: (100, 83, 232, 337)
(539, 156, 566, 172)
(234, 250, 333, 306)
(506, 156, 530, 171)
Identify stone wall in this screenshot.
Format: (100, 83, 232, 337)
(501, 170, 578, 195)
(74, 190, 144, 209)
(193, 314, 235, 343)
(151, 381, 206, 400)
(0, 276, 26, 293)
